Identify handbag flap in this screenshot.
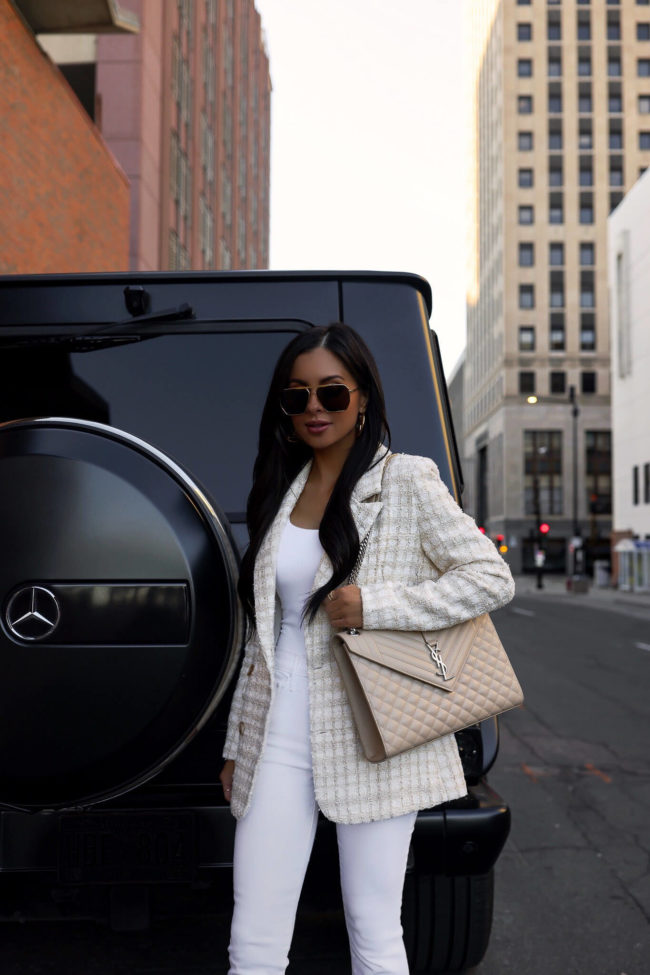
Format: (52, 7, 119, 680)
(336, 616, 493, 693)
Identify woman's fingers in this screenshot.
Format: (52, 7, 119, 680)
(324, 586, 363, 629)
(220, 759, 235, 803)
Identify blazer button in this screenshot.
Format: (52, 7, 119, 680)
(238, 722, 245, 736)
(247, 663, 255, 676)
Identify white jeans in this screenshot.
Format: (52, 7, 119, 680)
(228, 655, 416, 975)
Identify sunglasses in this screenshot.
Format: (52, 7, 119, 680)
(280, 383, 359, 416)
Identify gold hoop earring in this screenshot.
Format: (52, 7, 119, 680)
(356, 412, 366, 436)
(285, 430, 299, 443)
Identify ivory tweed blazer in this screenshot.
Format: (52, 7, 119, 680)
(223, 450, 515, 824)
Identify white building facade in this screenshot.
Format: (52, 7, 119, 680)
(608, 171, 650, 591)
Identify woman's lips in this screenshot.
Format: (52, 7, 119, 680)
(305, 421, 331, 434)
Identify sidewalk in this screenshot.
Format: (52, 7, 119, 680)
(513, 573, 650, 617)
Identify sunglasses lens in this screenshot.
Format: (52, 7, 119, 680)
(317, 384, 351, 412)
(280, 387, 309, 415)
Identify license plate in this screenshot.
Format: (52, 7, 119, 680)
(58, 811, 196, 884)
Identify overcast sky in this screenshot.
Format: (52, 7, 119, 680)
(253, 0, 468, 377)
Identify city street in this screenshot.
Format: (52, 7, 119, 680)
(1, 583, 649, 974)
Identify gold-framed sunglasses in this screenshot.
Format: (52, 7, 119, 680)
(280, 383, 359, 416)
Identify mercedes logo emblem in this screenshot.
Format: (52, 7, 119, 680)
(5, 586, 61, 641)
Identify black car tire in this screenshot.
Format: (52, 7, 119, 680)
(402, 869, 494, 974)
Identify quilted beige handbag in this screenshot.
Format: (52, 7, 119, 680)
(332, 457, 523, 763)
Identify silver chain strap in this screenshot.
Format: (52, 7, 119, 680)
(347, 453, 397, 586)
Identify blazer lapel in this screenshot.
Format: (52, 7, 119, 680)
(253, 461, 311, 665)
(311, 448, 390, 593)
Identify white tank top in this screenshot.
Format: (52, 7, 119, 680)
(275, 520, 324, 674)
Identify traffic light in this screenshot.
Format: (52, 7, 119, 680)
(478, 526, 486, 534)
(539, 522, 550, 535)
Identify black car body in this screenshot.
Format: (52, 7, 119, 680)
(0, 271, 510, 973)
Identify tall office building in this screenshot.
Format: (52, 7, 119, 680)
(40, 0, 270, 273)
(465, 0, 650, 574)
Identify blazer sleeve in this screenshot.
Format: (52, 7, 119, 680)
(360, 456, 515, 631)
(222, 637, 258, 760)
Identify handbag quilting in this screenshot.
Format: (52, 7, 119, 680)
(331, 455, 523, 763)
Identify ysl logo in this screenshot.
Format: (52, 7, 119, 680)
(424, 637, 454, 682)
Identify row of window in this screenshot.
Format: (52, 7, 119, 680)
(519, 56, 650, 79)
(519, 1, 650, 5)
(518, 193, 624, 225)
(517, 90, 650, 115)
(519, 317, 596, 354)
(523, 429, 611, 519)
(519, 159, 626, 188)
(520, 370, 597, 397)
(517, 21, 650, 43)
(519, 241, 595, 266)
(518, 129, 650, 153)
(632, 463, 650, 505)
(518, 277, 595, 311)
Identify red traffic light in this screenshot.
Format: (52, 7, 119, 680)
(478, 526, 486, 534)
(539, 522, 550, 534)
(496, 533, 505, 543)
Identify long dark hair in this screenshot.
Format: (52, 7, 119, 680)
(237, 323, 390, 630)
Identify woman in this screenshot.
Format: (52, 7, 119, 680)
(220, 323, 514, 975)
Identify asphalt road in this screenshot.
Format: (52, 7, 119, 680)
(1, 590, 649, 974)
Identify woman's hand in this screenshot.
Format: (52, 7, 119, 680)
(324, 585, 363, 631)
(220, 759, 235, 803)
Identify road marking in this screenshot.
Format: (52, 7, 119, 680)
(585, 763, 612, 784)
(635, 642, 650, 652)
(521, 763, 539, 783)
(512, 607, 536, 617)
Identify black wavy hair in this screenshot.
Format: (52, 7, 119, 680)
(237, 323, 390, 630)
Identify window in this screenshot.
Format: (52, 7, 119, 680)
(547, 17, 561, 41)
(639, 59, 650, 77)
(524, 430, 563, 516)
(645, 463, 650, 504)
(586, 432, 612, 515)
(610, 160, 624, 186)
(608, 20, 621, 41)
(519, 372, 535, 395)
(549, 123, 563, 150)
(519, 284, 535, 309)
(577, 16, 591, 41)
(517, 0, 531, 4)
(579, 120, 593, 149)
(519, 242, 535, 266)
(640, 131, 650, 148)
(610, 191, 624, 211)
(549, 161, 563, 186)
(580, 242, 595, 265)
(519, 168, 534, 187)
(518, 58, 533, 77)
(519, 205, 534, 224)
(519, 326, 535, 352)
(548, 55, 562, 77)
(580, 192, 594, 223)
(518, 95, 533, 114)
(548, 86, 563, 113)
(578, 89, 593, 113)
(550, 242, 564, 266)
(609, 121, 623, 149)
(639, 95, 650, 113)
(550, 270, 564, 308)
(580, 312, 596, 351)
(581, 371, 597, 394)
(633, 466, 640, 505)
(608, 57, 622, 77)
(578, 54, 592, 77)
(518, 23, 532, 41)
(580, 271, 595, 309)
(518, 131, 534, 150)
(580, 163, 593, 186)
(637, 23, 650, 40)
(549, 192, 564, 224)
(550, 372, 566, 395)
(550, 313, 565, 351)
(609, 85, 623, 113)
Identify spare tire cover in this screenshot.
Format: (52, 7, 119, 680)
(0, 418, 242, 809)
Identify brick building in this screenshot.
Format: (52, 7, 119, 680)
(40, 0, 271, 272)
(0, 0, 131, 274)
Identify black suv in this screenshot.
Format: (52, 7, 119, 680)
(0, 271, 510, 973)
